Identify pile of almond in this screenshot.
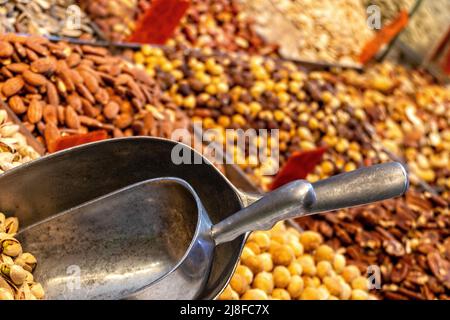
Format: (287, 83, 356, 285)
(0, 34, 188, 151)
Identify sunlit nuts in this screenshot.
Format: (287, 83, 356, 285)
(333, 254, 346, 274)
(272, 246, 295, 266)
(314, 245, 335, 262)
(351, 289, 369, 300)
(341, 265, 361, 283)
(297, 255, 316, 276)
(299, 231, 323, 251)
(287, 261, 303, 276)
(241, 289, 268, 300)
(273, 266, 291, 289)
(230, 273, 249, 295)
(287, 275, 304, 298)
(1, 237, 22, 257)
(9, 264, 27, 285)
(0, 287, 14, 300)
(252, 271, 274, 294)
(248, 231, 271, 251)
(351, 276, 369, 291)
(30, 283, 45, 299)
(316, 260, 334, 279)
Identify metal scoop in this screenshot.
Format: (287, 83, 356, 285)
(16, 162, 408, 300)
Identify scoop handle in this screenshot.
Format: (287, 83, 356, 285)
(211, 162, 408, 245)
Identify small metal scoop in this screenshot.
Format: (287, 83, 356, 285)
(16, 162, 408, 300)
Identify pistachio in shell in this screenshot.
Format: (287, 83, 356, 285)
(4, 217, 19, 235)
(30, 282, 45, 299)
(15, 253, 37, 273)
(0, 275, 15, 297)
(1, 236, 23, 257)
(9, 264, 27, 285)
(0, 287, 14, 300)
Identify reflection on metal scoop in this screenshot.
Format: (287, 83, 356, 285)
(17, 162, 408, 300)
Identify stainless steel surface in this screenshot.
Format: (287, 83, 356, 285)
(308, 162, 409, 214)
(18, 177, 213, 300)
(212, 163, 408, 245)
(0, 137, 245, 300)
(0, 137, 409, 300)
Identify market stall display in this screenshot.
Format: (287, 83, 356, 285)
(0, 34, 188, 152)
(219, 223, 377, 300)
(0, 0, 97, 39)
(297, 190, 450, 300)
(0, 109, 39, 173)
(0, 0, 449, 302)
(241, 0, 374, 65)
(0, 109, 43, 300)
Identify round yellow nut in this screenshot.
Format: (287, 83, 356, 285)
(323, 276, 342, 297)
(299, 231, 323, 251)
(342, 265, 361, 283)
(253, 271, 274, 294)
(273, 266, 291, 289)
(287, 275, 304, 299)
(236, 265, 254, 285)
(240, 247, 255, 266)
(314, 245, 335, 262)
(259, 253, 274, 272)
(333, 254, 346, 273)
(241, 289, 268, 300)
(248, 231, 271, 251)
(297, 255, 316, 276)
(287, 261, 303, 276)
(340, 282, 352, 300)
(351, 276, 369, 291)
(271, 288, 291, 300)
(316, 260, 333, 279)
(351, 289, 369, 300)
(272, 245, 295, 266)
(230, 273, 249, 295)
(287, 240, 304, 257)
(219, 286, 239, 300)
(300, 287, 322, 300)
(245, 242, 261, 255)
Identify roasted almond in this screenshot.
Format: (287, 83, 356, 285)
(8, 95, 27, 114)
(95, 88, 110, 105)
(103, 101, 120, 120)
(46, 82, 60, 106)
(79, 70, 99, 94)
(67, 94, 82, 112)
(57, 106, 65, 124)
(27, 100, 43, 124)
(6, 63, 29, 73)
(114, 113, 133, 129)
(2, 77, 25, 97)
(0, 41, 14, 57)
(44, 123, 60, 152)
(22, 70, 47, 86)
(65, 106, 80, 129)
(43, 104, 58, 125)
(30, 58, 56, 74)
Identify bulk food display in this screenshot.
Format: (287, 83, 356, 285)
(0, 0, 449, 301)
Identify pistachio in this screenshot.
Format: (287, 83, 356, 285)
(1, 236, 22, 257)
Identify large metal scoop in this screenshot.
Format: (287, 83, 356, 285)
(0, 137, 408, 299)
(16, 163, 407, 299)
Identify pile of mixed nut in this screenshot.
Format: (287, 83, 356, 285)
(1, 109, 43, 300)
(0, 34, 188, 151)
(0, 0, 97, 39)
(219, 222, 377, 300)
